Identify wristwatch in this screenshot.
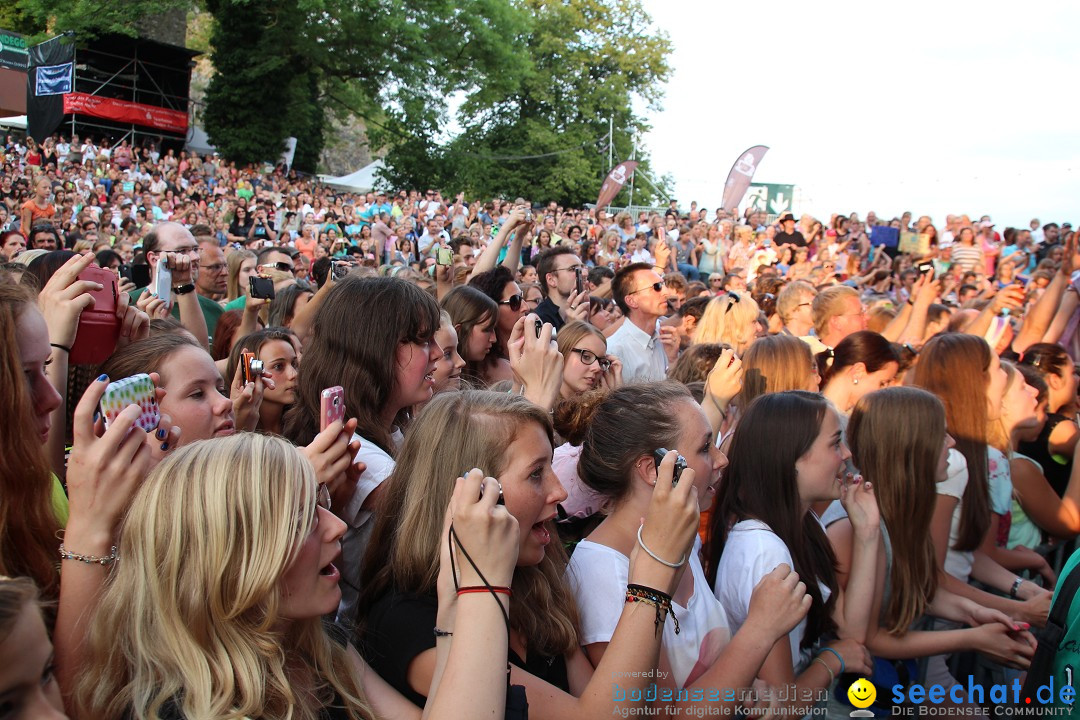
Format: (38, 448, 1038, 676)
(172, 283, 195, 295)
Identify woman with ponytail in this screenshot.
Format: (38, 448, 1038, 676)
(817, 331, 900, 416)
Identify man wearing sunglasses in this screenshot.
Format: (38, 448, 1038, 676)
(606, 262, 678, 383)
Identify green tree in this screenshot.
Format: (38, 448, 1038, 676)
(379, 0, 672, 206)
(13, 0, 188, 39)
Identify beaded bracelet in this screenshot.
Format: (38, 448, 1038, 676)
(626, 583, 680, 635)
(59, 543, 118, 566)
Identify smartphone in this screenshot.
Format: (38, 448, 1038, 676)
(249, 274, 275, 300)
(240, 350, 263, 384)
(917, 260, 935, 278)
(69, 264, 121, 365)
(575, 268, 584, 296)
(320, 386, 345, 432)
(152, 255, 172, 308)
(332, 261, 351, 280)
(436, 247, 453, 266)
(129, 262, 152, 289)
(100, 373, 160, 432)
(652, 448, 688, 487)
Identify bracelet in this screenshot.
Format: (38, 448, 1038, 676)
(457, 586, 512, 597)
(819, 646, 845, 675)
(433, 627, 453, 638)
(59, 542, 118, 566)
(636, 524, 687, 569)
(626, 584, 680, 635)
(1010, 576, 1024, 599)
(709, 392, 728, 419)
(50, 342, 71, 354)
(812, 656, 835, 685)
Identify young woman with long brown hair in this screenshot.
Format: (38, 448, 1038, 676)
(829, 388, 1035, 709)
(912, 334, 1050, 629)
(707, 391, 877, 717)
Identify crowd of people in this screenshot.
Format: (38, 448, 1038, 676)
(2, 129, 1080, 718)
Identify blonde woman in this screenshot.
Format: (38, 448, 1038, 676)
(74, 433, 519, 720)
(691, 290, 763, 354)
(358, 390, 699, 717)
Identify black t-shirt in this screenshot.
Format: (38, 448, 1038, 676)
(534, 297, 566, 331)
(363, 587, 569, 708)
(228, 218, 254, 238)
(1018, 412, 1073, 498)
(774, 230, 807, 248)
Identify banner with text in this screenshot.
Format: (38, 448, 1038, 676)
(62, 92, 189, 133)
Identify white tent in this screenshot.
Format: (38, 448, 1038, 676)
(318, 159, 385, 192)
(185, 125, 217, 156)
(0, 115, 27, 130)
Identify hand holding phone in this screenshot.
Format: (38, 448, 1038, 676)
(100, 373, 160, 432)
(70, 264, 122, 365)
(575, 267, 584, 296)
(152, 255, 172, 308)
(652, 448, 688, 486)
(320, 386, 345, 432)
(249, 274, 275, 300)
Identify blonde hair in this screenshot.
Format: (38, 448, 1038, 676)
(734, 225, 753, 243)
(74, 434, 373, 720)
(812, 285, 859, 337)
(359, 390, 580, 657)
(738, 334, 815, 408)
(989, 360, 1020, 453)
(692, 290, 760, 354)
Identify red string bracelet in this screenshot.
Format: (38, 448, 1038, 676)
(457, 586, 512, 597)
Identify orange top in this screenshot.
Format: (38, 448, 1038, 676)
(22, 199, 56, 226)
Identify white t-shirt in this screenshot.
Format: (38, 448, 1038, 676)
(337, 429, 401, 620)
(937, 448, 972, 582)
(568, 537, 731, 689)
(713, 518, 831, 673)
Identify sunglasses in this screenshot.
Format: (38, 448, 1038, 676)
(628, 281, 664, 296)
(499, 294, 523, 311)
(259, 261, 294, 273)
(571, 348, 612, 371)
(723, 291, 741, 315)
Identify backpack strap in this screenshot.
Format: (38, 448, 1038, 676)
(1022, 562, 1080, 698)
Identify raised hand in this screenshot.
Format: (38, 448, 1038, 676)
(37, 252, 98, 348)
(508, 313, 564, 410)
(629, 451, 700, 595)
(301, 418, 363, 514)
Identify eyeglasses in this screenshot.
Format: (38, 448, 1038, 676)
(168, 245, 201, 255)
(199, 263, 227, 273)
(628, 281, 664, 296)
(571, 348, 612, 371)
(259, 261, 294, 273)
(308, 483, 331, 532)
(555, 264, 585, 274)
(499, 294, 523, 311)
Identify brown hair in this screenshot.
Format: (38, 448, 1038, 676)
(358, 391, 579, 656)
(668, 343, 726, 385)
(574, 383, 692, 508)
(0, 282, 61, 598)
(535, 245, 577, 298)
(817, 330, 901, 388)
(912, 333, 992, 551)
(848, 388, 943, 634)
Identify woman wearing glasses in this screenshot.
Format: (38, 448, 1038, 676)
(555, 321, 622, 399)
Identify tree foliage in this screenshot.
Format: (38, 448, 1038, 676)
(378, 0, 672, 206)
(13, 0, 188, 39)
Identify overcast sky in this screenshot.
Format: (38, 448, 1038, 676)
(635, 0, 1079, 229)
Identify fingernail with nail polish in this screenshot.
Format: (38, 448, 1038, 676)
(97, 373, 108, 381)
(156, 428, 167, 439)
(160, 442, 170, 451)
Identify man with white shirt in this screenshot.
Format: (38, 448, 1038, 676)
(606, 262, 678, 383)
(418, 216, 450, 256)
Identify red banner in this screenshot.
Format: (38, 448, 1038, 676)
(595, 161, 638, 211)
(62, 92, 188, 133)
(720, 145, 769, 213)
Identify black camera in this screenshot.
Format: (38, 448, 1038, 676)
(652, 448, 687, 486)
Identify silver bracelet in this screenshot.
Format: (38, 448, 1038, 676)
(812, 656, 835, 685)
(636, 524, 686, 569)
(59, 543, 118, 566)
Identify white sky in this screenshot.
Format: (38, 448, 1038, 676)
(636, 0, 1079, 229)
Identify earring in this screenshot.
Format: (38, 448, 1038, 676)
(853, 378, 859, 385)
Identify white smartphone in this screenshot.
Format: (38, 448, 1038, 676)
(152, 255, 172, 308)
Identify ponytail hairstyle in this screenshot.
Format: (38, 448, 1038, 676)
(706, 391, 838, 648)
(575, 382, 694, 509)
(817, 330, 900, 388)
(848, 388, 943, 635)
(912, 333, 992, 551)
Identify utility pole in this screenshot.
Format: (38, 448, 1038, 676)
(607, 116, 613, 170)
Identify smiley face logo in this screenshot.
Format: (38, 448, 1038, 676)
(847, 678, 876, 709)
